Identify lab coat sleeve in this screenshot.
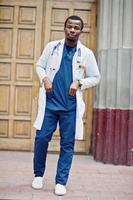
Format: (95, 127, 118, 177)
(80, 50, 101, 90)
(36, 43, 51, 84)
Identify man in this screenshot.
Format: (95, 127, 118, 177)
(32, 15, 100, 195)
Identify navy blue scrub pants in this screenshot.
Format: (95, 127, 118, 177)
(33, 107, 76, 185)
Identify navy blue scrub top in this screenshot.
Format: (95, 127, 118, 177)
(46, 44, 77, 111)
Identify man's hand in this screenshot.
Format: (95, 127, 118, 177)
(42, 77, 52, 92)
(69, 80, 79, 96)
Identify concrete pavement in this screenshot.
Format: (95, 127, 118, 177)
(0, 151, 133, 200)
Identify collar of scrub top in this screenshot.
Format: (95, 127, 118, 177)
(51, 41, 81, 64)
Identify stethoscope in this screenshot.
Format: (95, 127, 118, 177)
(51, 42, 61, 56)
(51, 42, 82, 70)
(77, 48, 81, 63)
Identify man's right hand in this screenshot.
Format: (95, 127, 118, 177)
(42, 77, 52, 92)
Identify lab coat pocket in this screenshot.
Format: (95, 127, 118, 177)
(46, 54, 57, 77)
(75, 67, 85, 80)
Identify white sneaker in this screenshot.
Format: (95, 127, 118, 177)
(55, 184, 66, 196)
(32, 177, 43, 189)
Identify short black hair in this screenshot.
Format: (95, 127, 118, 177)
(64, 15, 84, 30)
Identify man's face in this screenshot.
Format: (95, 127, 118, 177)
(64, 19, 82, 42)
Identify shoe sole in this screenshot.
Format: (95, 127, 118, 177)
(32, 185, 43, 190)
(55, 191, 66, 196)
(55, 193, 66, 196)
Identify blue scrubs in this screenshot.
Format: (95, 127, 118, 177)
(46, 44, 76, 111)
(34, 44, 77, 185)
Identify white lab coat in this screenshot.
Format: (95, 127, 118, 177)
(34, 39, 100, 140)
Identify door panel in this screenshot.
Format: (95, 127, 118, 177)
(43, 0, 96, 153)
(0, 0, 43, 150)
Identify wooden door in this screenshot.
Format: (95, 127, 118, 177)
(0, 0, 96, 153)
(0, 0, 43, 150)
(43, 0, 96, 153)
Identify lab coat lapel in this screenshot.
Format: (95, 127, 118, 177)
(56, 39, 65, 69)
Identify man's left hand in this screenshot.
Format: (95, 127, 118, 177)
(69, 80, 79, 96)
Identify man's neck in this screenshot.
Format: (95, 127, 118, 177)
(65, 38, 78, 47)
